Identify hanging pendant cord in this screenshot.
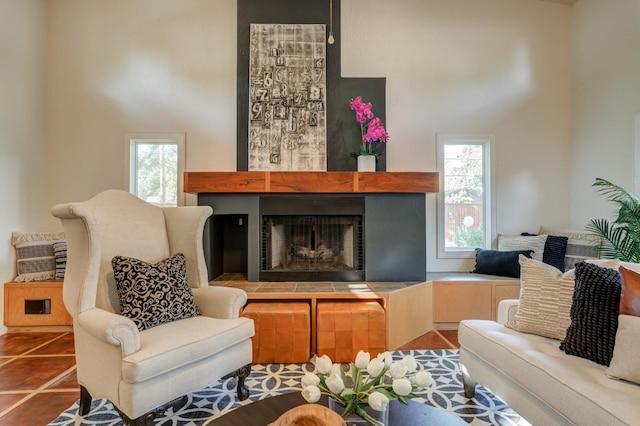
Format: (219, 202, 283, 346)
(328, 0, 335, 44)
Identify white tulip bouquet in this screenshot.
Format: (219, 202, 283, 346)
(301, 350, 435, 426)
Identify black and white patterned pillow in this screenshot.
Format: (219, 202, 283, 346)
(560, 262, 621, 366)
(112, 253, 200, 331)
(52, 241, 67, 280)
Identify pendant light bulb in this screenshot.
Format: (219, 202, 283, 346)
(327, 0, 334, 45)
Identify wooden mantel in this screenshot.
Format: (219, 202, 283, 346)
(184, 171, 439, 194)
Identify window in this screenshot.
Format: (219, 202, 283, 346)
(125, 133, 185, 207)
(437, 134, 494, 258)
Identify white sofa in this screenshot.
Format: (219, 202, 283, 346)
(459, 298, 640, 426)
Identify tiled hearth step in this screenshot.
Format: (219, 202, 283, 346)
(241, 300, 386, 364)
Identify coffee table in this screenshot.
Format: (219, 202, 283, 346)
(205, 392, 468, 425)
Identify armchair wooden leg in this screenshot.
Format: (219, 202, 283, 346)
(79, 386, 92, 416)
(462, 371, 477, 399)
(115, 396, 187, 426)
(223, 363, 252, 401)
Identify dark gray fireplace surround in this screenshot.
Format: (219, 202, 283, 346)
(199, 193, 426, 282)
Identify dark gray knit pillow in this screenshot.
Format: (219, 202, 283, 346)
(522, 233, 568, 271)
(560, 262, 621, 366)
(542, 235, 568, 271)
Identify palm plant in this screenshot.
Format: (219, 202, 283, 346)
(585, 178, 640, 262)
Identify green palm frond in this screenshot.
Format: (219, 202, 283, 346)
(587, 178, 640, 263)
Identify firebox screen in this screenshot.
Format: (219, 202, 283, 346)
(261, 215, 363, 272)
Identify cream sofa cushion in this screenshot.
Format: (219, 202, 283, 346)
(607, 314, 640, 384)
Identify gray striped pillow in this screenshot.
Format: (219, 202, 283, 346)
(52, 241, 67, 280)
(11, 231, 65, 282)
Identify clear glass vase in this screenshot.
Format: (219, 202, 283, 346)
(328, 397, 389, 426)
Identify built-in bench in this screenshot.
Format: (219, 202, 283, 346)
(428, 273, 520, 330)
(215, 273, 519, 357)
(227, 280, 432, 353)
(4, 281, 73, 331)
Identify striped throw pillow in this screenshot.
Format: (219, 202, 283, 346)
(11, 231, 65, 282)
(52, 241, 67, 280)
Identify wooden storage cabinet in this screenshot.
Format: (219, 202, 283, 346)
(432, 279, 520, 329)
(4, 282, 72, 327)
(494, 283, 521, 314)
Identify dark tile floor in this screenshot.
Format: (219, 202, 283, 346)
(0, 329, 458, 425)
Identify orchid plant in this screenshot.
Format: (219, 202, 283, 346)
(301, 350, 435, 426)
(349, 96, 390, 156)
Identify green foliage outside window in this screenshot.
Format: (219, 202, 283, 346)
(452, 225, 484, 248)
(135, 143, 178, 207)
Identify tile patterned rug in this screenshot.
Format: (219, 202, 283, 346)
(49, 349, 530, 425)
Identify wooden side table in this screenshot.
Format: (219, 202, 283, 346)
(4, 281, 72, 330)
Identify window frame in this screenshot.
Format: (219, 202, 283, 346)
(436, 133, 495, 259)
(124, 133, 186, 207)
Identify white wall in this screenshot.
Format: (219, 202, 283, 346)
(45, 0, 574, 272)
(342, 0, 574, 270)
(570, 0, 640, 228)
(0, 0, 48, 331)
(47, 0, 237, 216)
(8, 0, 636, 329)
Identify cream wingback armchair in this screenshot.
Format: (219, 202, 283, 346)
(51, 190, 254, 425)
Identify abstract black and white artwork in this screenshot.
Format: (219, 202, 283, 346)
(248, 24, 327, 171)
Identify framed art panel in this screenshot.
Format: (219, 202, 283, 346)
(248, 23, 327, 171)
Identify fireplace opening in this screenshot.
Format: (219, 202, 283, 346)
(259, 195, 366, 281)
(261, 215, 364, 281)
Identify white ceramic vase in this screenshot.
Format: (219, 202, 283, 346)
(357, 155, 376, 172)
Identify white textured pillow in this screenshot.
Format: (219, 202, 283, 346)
(506, 256, 574, 340)
(607, 315, 640, 384)
(498, 234, 547, 262)
(506, 256, 622, 340)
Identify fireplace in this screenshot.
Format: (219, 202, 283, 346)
(259, 196, 365, 281)
(198, 191, 427, 283)
(261, 215, 364, 281)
